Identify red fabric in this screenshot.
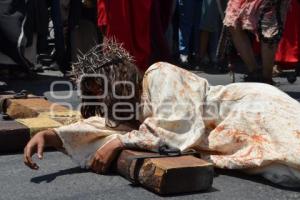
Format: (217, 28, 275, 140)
(97, 0, 107, 27)
(97, 0, 153, 72)
(275, 0, 300, 69)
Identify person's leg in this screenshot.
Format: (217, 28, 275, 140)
(198, 0, 207, 60)
(229, 26, 259, 74)
(150, 0, 173, 62)
(187, 0, 201, 67)
(198, 0, 219, 63)
(259, 0, 291, 84)
(51, 0, 67, 71)
(261, 42, 278, 83)
(36, 0, 49, 55)
(178, 0, 195, 63)
(199, 31, 209, 60)
(66, 0, 81, 69)
(209, 25, 221, 64)
(164, 0, 177, 56)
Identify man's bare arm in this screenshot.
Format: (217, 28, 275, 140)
(23, 129, 63, 170)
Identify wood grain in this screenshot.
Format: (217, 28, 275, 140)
(0, 120, 30, 153)
(116, 150, 214, 195)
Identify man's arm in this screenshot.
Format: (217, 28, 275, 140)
(23, 129, 63, 170)
(23, 117, 130, 171)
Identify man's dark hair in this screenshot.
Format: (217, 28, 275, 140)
(72, 39, 143, 127)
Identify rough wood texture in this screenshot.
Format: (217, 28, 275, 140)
(5, 98, 69, 119)
(117, 150, 214, 195)
(0, 120, 30, 152)
(16, 118, 62, 137)
(38, 111, 81, 125)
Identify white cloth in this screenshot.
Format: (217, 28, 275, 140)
(55, 62, 300, 187)
(54, 117, 130, 168)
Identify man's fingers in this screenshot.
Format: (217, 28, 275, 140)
(101, 163, 108, 174)
(24, 154, 38, 170)
(24, 145, 39, 170)
(91, 157, 104, 174)
(37, 141, 45, 159)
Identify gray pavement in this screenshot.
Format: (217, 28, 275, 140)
(0, 69, 299, 199)
(0, 152, 299, 200)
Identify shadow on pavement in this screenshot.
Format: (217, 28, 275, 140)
(157, 187, 219, 198)
(216, 169, 300, 192)
(31, 167, 88, 183)
(126, 182, 219, 197)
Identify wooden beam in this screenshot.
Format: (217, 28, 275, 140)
(0, 120, 30, 153)
(0, 93, 81, 152)
(116, 150, 214, 195)
(5, 98, 69, 119)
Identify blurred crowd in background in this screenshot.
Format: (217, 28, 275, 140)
(0, 0, 299, 86)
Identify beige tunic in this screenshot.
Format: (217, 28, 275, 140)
(55, 62, 300, 187)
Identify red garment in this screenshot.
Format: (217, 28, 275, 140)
(275, 0, 300, 69)
(97, 0, 173, 72)
(97, 0, 153, 71)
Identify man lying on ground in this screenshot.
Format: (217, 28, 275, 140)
(24, 41, 300, 188)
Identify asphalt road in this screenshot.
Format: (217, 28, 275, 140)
(0, 151, 299, 200)
(0, 68, 299, 199)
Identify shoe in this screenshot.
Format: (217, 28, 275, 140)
(179, 54, 188, 64)
(243, 73, 261, 82)
(42, 62, 60, 71)
(243, 69, 263, 82)
(32, 64, 44, 73)
(0, 81, 8, 92)
(261, 78, 280, 86)
(272, 65, 282, 77)
(189, 54, 203, 71)
(179, 54, 190, 69)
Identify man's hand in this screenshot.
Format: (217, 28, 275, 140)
(23, 129, 62, 170)
(90, 138, 124, 174)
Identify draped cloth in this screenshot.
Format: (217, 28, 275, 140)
(97, 0, 173, 71)
(275, 0, 300, 69)
(224, 0, 291, 39)
(55, 62, 300, 187)
(97, 0, 152, 71)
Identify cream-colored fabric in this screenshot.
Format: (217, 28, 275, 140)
(55, 62, 300, 186)
(54, 117, 131, 168)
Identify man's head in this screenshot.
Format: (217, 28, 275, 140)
(72, 40, 142, 126)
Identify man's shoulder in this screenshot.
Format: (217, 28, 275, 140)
(144, 62, 181, 78)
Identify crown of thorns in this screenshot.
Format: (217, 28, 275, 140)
(71, 39, 134, 81)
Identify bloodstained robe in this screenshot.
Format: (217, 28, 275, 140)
(275, 0, 300, 69)
(55, 63, 300, 187)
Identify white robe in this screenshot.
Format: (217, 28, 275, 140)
(54, 62, 300, 187)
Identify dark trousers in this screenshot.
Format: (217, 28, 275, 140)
(178, 0, 202, 55)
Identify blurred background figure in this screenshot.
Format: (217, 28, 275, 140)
(0, 0, 46, 75)
(97, 0, 174, 72)
(164, 0, 178, 60)
(150, 0, 176, 65)
(50, 0, 99, 74)
(177, 0, 202, 67)
(275, 0, 300, 73)
(224, 0, 291, 84)
(177, 0, 224, 71)
(197, 0, 222, 71)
